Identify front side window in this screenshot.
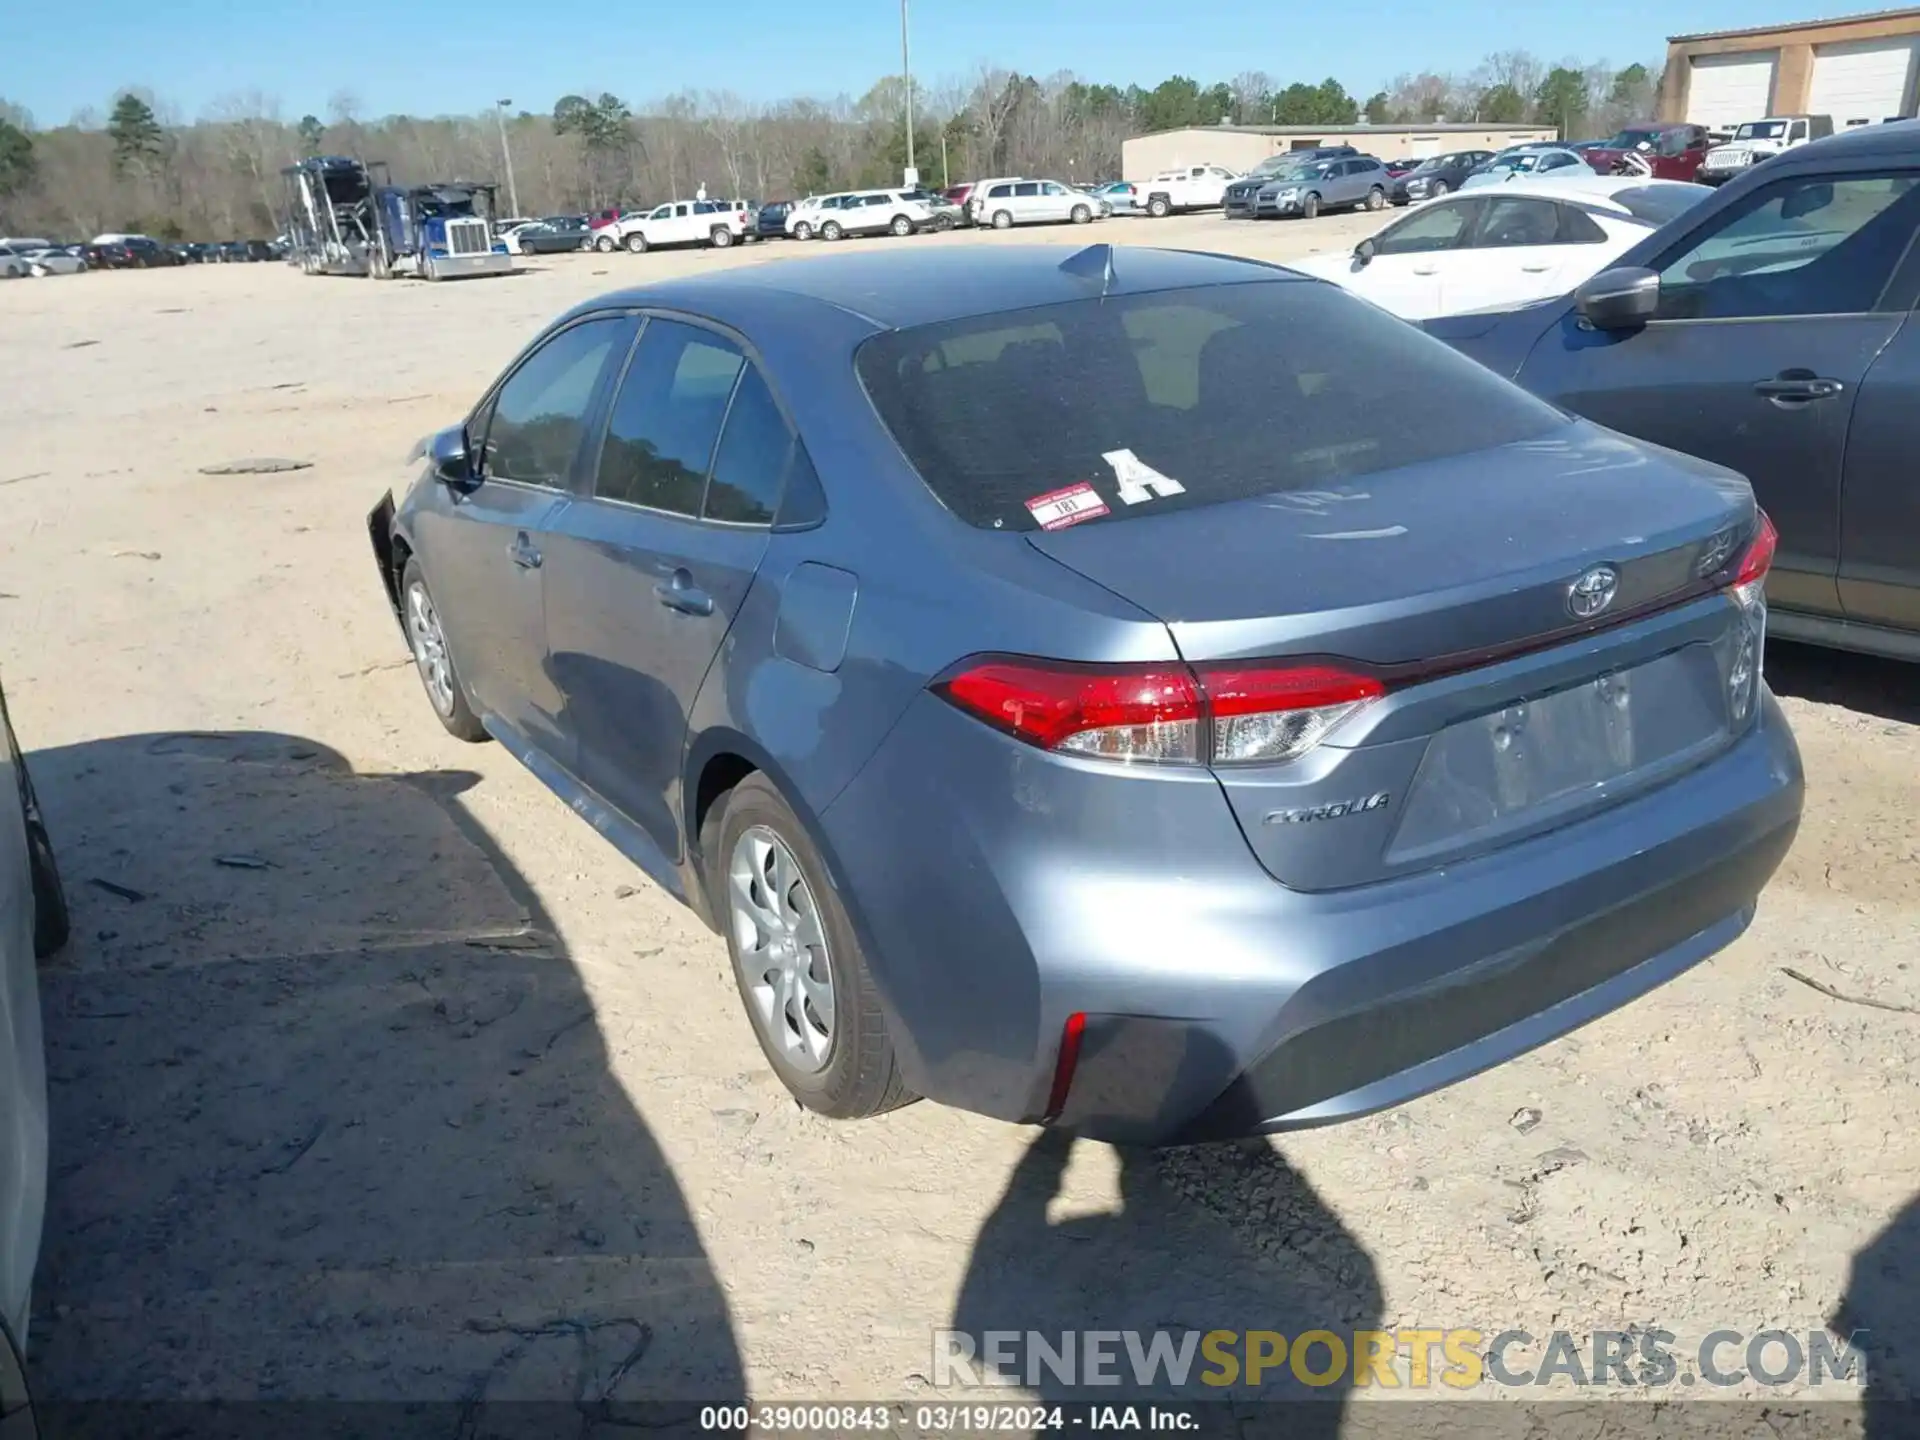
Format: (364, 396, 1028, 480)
(479, 317, 627, 488)
(1373, 199, 1478, 254)
(1043, 182, 1066, 195)
(854, 281, 1565, 532)
(593, 319, 745, 514)
(1653, 171, 1920, 320)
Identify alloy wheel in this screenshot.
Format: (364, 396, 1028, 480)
(728, 825, 835, 1074)
(405, 581, 456, 718)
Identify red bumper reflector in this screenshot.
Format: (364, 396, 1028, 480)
(1043, 1012, 1088, 1122)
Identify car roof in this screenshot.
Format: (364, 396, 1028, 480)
(1458, 174, 1704, 214)
(573, 244, 1301, 333)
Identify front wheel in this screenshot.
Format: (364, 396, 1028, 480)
(402, 559, 488, 742)
(1070, 204, 1092, 224)
(821, 221, 843, 241)
(594, 233, 617, 252)
(1365, 186, 1385, 211)
(710, 226, 734, 248)
(705, 773, 916, 1120)
(889, 214, 914, 237)
(626, 231, 648, 253)
(1301, 192, 1321, 220)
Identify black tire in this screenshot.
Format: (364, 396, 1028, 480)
(710, 226, 734, 248)
(1146, 194, 1171, 218)
(1430, 180, 1450, 198)
(1302, 192, 1321, 220)
(704, 773, 916, 1120)
(821, 221, 843, 241)
(17, 759, 68, 962)
(400, 558, 488, 742)
(594, 233, 617, 252)
(1365, 186, 1385, 211)
(793, 221, 813, 240)
(990, 209, 1013, 229)
(626, 231, 648, 254)
(1070, 203, 1092, 224)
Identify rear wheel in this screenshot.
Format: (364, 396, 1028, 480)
(710, 226, 734, 248)
(1146, 194, 1171, 218)
(990, 209, 1013, 229)
(1302, 191, 1321, 219)
(889, 214, 913, 236)
(1070, 203, 1092, 224)
(626, 231, 648, 253)
(1430, 180, 1450, 198)
(821, 221, 844, 241)
(705, 773, 916, 1120)
(1365, 186, 1385, 210)
(594, 232, 617, 252)
(14, 753, 68, 962)
(793, 221, 813, 240)
(402, 559, 488, 742)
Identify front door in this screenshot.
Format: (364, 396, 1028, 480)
(1354, 197, 1481, 319)
(1511, 167, 1920, 619)
(543, 316, 798, 859)
(418, 314, 632, 755)
(1444, 195, 1585, 314)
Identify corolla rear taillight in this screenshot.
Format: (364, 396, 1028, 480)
(934, 657, 1385, 766)
(1717, 509, 1775, 724)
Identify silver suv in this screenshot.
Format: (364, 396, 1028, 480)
(1237, 154, 1391, 220)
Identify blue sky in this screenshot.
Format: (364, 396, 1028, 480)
(7, 0, 1831, 126)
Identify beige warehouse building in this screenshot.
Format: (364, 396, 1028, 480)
(1121, 123, 1560, 181)
(1659, 6, 1920, 129)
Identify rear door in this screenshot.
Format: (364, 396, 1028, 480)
(1834, 263, 1920, 635)
(541, 316, 794, 858)
(418, 314, 633, 759)
(1508, 165, 1920, 619)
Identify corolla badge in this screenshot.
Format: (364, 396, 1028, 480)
(1264, 792, 1391, 825)
(1567, 564, 1620, 620)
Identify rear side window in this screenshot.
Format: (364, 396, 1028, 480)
(1609, 184, 1712, 226)
(593, 319, 744, 514)
(1557, 205, 1610, 244)
(988, 184, 1012, 198)
(705, 365, 804, 525)
(854, 281, 1566, 532)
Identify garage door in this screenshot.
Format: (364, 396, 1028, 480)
(1687, 51, 1779, 128)
(1808, 37, 1919, 126)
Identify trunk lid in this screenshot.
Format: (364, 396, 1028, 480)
(1026, 425, 1762, 890)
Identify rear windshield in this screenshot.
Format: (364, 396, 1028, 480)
(854, 280, 1567, 532)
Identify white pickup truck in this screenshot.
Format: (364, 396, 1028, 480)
(1135, 164, 1240, 217)
(612, 199, 748, 253)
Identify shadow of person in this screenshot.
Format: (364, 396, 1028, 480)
(1834, 1194, 1919, 1436)
(21, 730, 742, 1435)
(953, 1111, 1380, 1436)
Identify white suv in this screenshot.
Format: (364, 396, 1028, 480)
(1136, 165, 1239, 217)
(969, 178, 1108, 229)
(613, 200, 747, 253)
(786, 194, 854, 240)
(817, 189, 936, 240)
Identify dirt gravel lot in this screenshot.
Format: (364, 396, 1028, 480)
(3, 208, 1918, 1426)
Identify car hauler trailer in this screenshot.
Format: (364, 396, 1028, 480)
(280, 156, 379, 276)
(368, 180, 513, 281)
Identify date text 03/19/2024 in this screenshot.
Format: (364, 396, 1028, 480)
(698, 1404, 1200, 1432)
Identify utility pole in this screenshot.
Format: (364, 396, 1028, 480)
(495, 99, 522, 218)
(900, 0, 917, 186)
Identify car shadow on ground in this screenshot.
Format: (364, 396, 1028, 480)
(1766, 641, 1920, 725)
(953, 1122, 1380, 1434)
(25, 730, 741, 1429)
(1835, 1194, 1918, 1433)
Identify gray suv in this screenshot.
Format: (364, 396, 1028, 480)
(1222, 146, 1358, 217)
(1231, 154, 1391, 220)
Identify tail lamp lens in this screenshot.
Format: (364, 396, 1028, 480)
(1730, 509, 1777, 611)
(935, 657, 1383, 766)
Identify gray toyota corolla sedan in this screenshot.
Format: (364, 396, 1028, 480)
(368, 243, 1804, 1145)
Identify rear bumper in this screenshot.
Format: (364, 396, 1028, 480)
(819, 688, 1803, 1146)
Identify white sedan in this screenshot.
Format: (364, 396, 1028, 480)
(22, 248, 85, 276)
(1285, 176, 1713, 320)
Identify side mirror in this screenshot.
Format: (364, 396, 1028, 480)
(1353, 238, 1377, 266)
(1574, 266, 1660, 331)
(424, 425, 475, 486)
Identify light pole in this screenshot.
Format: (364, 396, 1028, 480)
(494, 99, 522, 219)
(900, 0, 917, 186)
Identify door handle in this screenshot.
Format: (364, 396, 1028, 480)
(1753, 372, 1845, 404)
(507, 535, 542, 569)
(1411, 265, 1437, 275)
(1520, 263, 1553, 272)
(654, 569, 714, 617)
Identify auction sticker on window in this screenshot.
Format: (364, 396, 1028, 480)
(1025, 482, 1110, 531)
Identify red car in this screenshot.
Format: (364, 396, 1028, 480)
(1582, 123, 1712, 181)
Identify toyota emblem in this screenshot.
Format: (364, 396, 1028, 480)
(1567, 564, 1620, 620)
